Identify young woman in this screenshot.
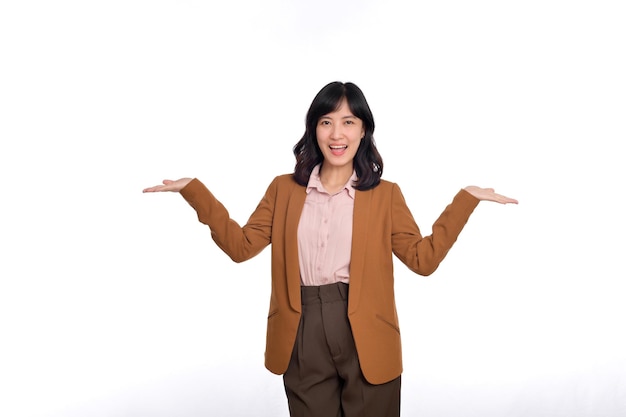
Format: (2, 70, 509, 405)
(143, 81, 517, 417)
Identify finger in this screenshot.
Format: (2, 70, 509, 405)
(143, 179, 175, 193)
(143, 184, 172, 193)
(495, 194, 518, 204)
(142, 185, 162, 193)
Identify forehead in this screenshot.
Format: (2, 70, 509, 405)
(321, 98, 356, 118)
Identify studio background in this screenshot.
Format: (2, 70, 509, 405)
(1, 1, 624, 416)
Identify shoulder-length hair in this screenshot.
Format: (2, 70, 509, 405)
(292, 81, 383, 191)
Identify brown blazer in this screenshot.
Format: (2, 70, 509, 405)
(180, 174, 479, 384)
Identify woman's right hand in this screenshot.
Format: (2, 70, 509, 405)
(143, 178, 193, 193)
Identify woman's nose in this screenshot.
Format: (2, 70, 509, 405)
(330, 125, 343, 138)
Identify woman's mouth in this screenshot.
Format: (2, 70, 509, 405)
(329, 145, 348, 156)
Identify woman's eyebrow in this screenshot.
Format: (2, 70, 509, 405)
(319, 115, 357, 119)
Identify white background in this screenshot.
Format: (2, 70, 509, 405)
(1, 1, 625, 416)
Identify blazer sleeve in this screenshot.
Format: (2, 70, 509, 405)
(391, 184, 479, 275)
(179, 177, 275, 263)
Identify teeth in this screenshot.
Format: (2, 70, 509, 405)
(330, 145, 347, 149)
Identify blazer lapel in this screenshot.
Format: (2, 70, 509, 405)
(285, 182, 307, 312)
(348, 188, 371, 315)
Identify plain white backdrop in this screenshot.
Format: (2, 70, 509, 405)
(1, 1, 625, 416)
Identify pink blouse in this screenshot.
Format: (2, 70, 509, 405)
(297, 165, 357, 286)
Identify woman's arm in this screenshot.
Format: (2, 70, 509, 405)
(143, 177, 274, 263)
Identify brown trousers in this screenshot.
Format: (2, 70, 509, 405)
(283, 282, 401, 417)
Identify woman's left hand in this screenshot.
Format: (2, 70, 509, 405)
(464, 186, 518, 204)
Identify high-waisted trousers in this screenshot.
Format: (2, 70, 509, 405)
(283, 282, 401, 417)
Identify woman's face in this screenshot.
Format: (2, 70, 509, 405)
(316, 98, 364, 171)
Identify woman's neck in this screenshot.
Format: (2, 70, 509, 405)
(319, 164, 353, 194)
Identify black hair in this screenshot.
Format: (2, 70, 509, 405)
(292, 81, 383, 190)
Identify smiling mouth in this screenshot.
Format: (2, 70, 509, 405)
(329, 144, 348, 156)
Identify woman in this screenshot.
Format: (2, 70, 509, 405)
(143, 81, 517, 417)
